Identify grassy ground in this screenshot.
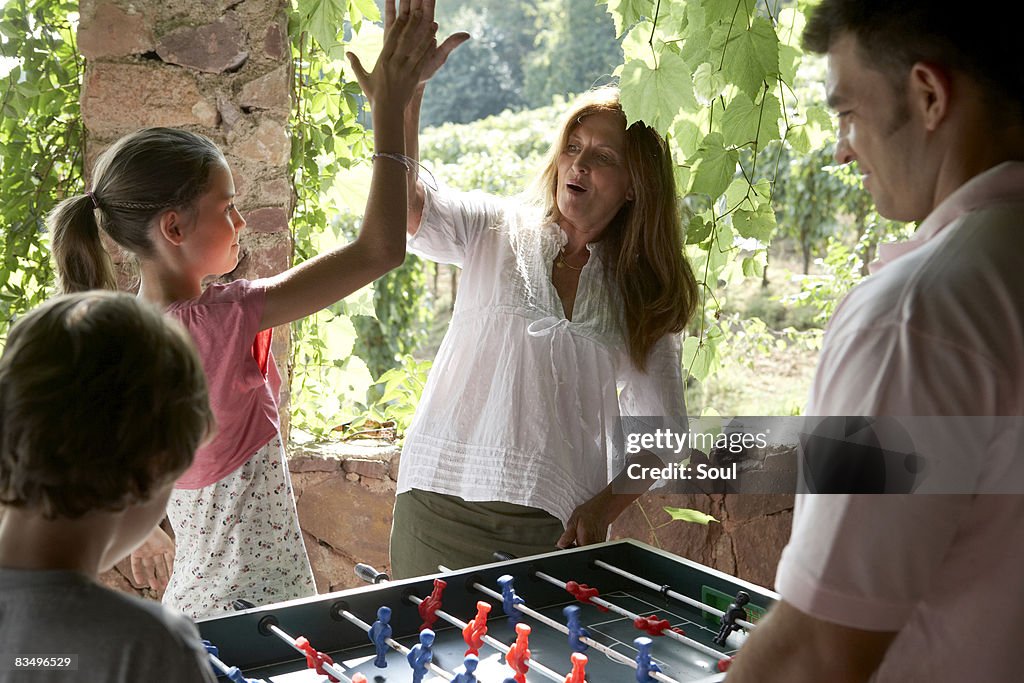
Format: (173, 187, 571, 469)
(414, 242, 824, 417)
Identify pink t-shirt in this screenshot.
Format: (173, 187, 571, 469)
(776, 162, 1024, 681)
(167, 279, 282, 489)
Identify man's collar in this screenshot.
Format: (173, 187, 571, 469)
(869, 161, 1024, 273)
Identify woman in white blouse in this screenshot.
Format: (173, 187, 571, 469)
(389, 85, 699, 578)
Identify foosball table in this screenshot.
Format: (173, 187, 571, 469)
(198, 540, 777, 682)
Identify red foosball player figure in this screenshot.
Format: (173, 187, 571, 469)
(419, 579, 447, 631)
(566, 581, 609, 612)
(463, 601, 491, 655)
(634, 614, 685, 637)
(564, 652, 588, 683)
(505, 622, 531, 683)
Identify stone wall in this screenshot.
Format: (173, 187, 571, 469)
(289, 440, 400, 593)
(77, 0, 294, 420)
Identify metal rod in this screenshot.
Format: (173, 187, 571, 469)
(593, 559, 756, 631)
(468, 579, 681, 683)
(336, 608, 454, 681)
(266, 623, 352, 682)
(532, 570, 727, 661)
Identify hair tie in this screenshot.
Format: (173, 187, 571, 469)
(85, 191, 100, 209)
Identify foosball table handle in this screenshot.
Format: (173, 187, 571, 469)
(355, 563, 390, 584)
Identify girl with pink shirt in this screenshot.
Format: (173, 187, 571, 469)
(47, 0, 467, 619)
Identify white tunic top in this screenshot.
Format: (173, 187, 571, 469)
(776, 162, 1024, 682)
(398, 185, 687, 525)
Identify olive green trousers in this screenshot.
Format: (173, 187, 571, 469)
(389, 489, 565, 579)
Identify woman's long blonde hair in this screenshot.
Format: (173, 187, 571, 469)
(533, 87, 698, 372)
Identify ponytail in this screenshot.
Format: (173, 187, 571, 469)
(49, 194, 117, 293)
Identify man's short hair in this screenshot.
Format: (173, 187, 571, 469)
(803, 0, 1023, 119)
(0, 292, 214, 519)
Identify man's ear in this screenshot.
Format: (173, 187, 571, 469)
(156, 210, 186, 247)
(908, 61, 951, 132)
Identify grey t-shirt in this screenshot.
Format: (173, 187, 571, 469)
(0, 569, 216, 682)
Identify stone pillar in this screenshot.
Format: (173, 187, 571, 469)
(78, 0, 294, 431)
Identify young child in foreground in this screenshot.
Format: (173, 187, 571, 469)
(47, 0, 467, 618)
(0, 292, 217, 682)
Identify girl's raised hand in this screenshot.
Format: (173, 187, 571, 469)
(347, 0, 455, 108)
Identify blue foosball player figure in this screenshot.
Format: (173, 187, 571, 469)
(563, 605, 590, 653)
(453, 653, 479, 683)
(499, 575, 525, 624)
(407, 629, 435, 683)
(635, 637, 662, 683)
(369, 605, 393, 668)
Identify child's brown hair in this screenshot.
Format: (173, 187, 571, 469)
(0, 291, 215, 518)
(50, 127, 225, 293)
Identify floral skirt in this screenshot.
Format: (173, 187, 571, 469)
(164, 435, 316, 619)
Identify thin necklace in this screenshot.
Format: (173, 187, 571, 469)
(556, 248, 584, 271)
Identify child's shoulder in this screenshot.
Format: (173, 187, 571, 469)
(0, 569, 214, 681)
(166, 278, 268, 342)
(168, 277, 265, 312)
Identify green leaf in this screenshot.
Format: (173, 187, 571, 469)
(604, 0, 654, 37)
(688, 133, 738, 199)
(776, 7, 807, 49)
(720, 91, 781, 148)
(664, 507, 720, 525)
(344, 21, 384, 82)
(659, 0, 690, 35)
(724, 177, 751, 212)
(670, 114, 702, 160)
(621, 20, 667, 68)
(701, 0, 755, 26)
(716, 16, 780, 99)
(789, 105, 833, 154)
(679, 17, 712, 70)
(692, 62, 726, 106)
(779, 44, 800, 84)
(788, 125, 811, 155)
(349, 0, 381, 24)
(296, 0, 347, 53)
(732, 201, 776, 241)
(682, 333, 719, 383)
(686, 215, 713, 244)
(620, 50, 696, 133)
(742, 255, 765, 278)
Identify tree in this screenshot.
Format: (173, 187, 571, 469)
(523, 0, 624, 106)
(773, 145, 840, 274)
(419, 2, 534, 125)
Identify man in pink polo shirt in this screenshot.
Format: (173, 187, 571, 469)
(727, 1, 1024, 681)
